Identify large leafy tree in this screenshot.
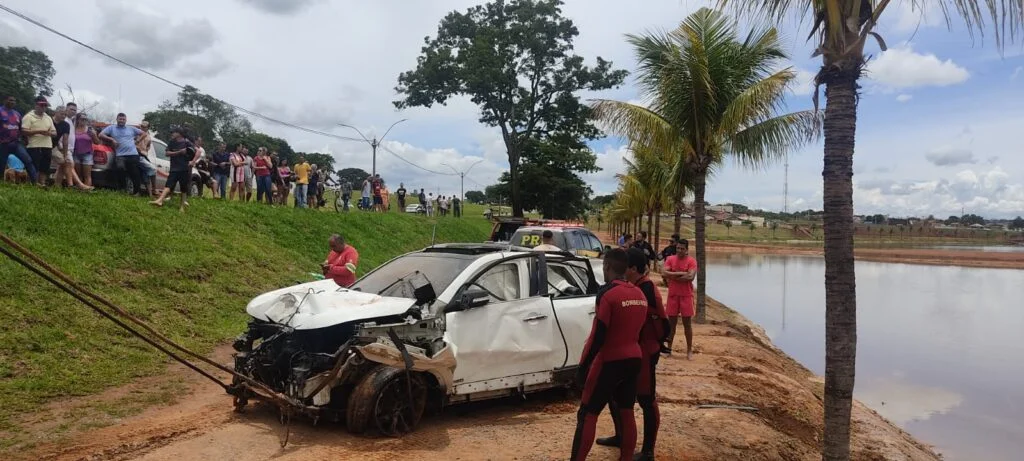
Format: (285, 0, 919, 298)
(393, 0, 628, 217)
(464, 190, 486, 203)
(295, 152, 336, 173)
(719, 1, 1024, 459)
(592, 8, 819, 323)
(0, 46, 55, 113)
(145, 86, 253, 141)
(491, 137, 598, 219)
(336, 167, 371, 185)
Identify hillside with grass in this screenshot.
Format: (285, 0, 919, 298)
(0, 185, 491, 434)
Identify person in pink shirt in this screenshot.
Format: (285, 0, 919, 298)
(661, 238, 698, 359)
(322, 234, 359, 288)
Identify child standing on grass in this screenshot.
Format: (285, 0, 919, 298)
(149, 128, 196, 211)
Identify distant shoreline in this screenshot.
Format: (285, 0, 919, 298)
(706, 241, 1024, 270)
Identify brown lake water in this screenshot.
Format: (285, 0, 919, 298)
(705, 253, 1024, 460)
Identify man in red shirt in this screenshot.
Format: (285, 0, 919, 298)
(596, 248, 669, 460)
(662, 238, 698, 359)
(570, 248, 648, 461)
(322, 234, 359, 287)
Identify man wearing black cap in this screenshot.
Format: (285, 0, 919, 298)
(149, 127, 196, 211)
(21, 96, 56, 186)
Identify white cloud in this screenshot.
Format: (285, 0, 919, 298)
(583, 145, 632, 195)
(866, 46, 970, 90)
(790, 68, 817, 96)
(855, 167, 1024, 217)
(925, 147, 976, 167)
(896, 94, 913, 103)
(0, 17, 30, 47)
(91, 1, 220, 71)
(888, 2, 942, 34)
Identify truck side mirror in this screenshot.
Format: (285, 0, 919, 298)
(446, 289, 490, 313)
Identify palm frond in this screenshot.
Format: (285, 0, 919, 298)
(725, 110, 822, 169)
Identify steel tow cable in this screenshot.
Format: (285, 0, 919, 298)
(0, 232, 297, 409)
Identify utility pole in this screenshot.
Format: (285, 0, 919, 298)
(338, 119, 407, 177)
(783, 154, 789, 214)
(441, 160, 484, 204)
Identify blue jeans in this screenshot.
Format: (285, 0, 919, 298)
(256, 175, 272, 203)
(295, 184, 308, 208)
(342, 193, 351, 211)
(1, 142, 37, 182)
(214, 172, 228, 198)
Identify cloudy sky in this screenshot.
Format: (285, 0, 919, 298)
(2, 0, 1022, 218)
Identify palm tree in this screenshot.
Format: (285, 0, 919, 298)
(719, 2, 1024, 459)
(771, 221, 779, 239)
(596, 213, 604, 232)
(592, 8, 819, 323)
(724, 220, 733, 235)
(749, 222, 757, 238)
(810, 222, 819, 239)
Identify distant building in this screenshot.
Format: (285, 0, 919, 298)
(707, 204, 734, 214)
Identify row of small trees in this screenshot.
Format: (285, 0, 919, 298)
(593, 3, 1022, 460)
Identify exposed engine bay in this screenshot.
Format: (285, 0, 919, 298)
(230, 272, 453, 422)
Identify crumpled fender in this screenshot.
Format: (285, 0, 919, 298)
(356, 342, 457, 392)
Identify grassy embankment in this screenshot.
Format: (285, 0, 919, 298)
(0, 185, 491, 438)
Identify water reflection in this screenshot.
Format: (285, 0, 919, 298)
(705, 253, 1024, 461)
(857, 372, 963, 426)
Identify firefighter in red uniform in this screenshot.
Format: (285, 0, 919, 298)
(595, 248, 671, 460)
(570, 248, 649, 461)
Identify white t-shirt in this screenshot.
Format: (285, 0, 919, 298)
(533, 244, 562, 252)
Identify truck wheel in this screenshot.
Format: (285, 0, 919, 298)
(346, 366, 427, 436)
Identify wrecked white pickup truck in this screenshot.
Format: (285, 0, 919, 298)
(230, 243, 604, 436)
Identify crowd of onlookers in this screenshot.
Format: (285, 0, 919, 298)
(2, 94, 468, 216)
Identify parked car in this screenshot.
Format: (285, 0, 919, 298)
(509, 225, 605, 258)
(405, 203, 425, 214)
(230, 243, 603, 436)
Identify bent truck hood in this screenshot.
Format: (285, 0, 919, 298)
(245, 279, 417, 330)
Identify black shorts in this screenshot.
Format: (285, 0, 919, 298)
(581, 357, 642, 413)
(373, 195, 383, 205)
(166, 170, 191, 193)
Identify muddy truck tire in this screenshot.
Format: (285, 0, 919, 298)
(346, 365, 428, 436)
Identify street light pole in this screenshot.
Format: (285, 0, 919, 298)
(338, 119, 407, 177)
(441, 159, 484, 204)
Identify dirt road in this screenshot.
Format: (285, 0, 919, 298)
(8, 293, 937, 461)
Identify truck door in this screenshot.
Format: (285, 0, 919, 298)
(445, 255, 566, 390)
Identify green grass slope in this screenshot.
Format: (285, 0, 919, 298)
(0, 185, 491, 433)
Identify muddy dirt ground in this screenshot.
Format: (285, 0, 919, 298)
(6, 287, 939, 461)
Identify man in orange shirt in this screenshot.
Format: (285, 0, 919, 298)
(322, 234, 359, 287)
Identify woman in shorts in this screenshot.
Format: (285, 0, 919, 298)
(277, 158, 293, 206)
(72, 114, 99, 187)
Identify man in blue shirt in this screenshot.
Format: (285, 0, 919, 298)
(98, 112, 144, 195)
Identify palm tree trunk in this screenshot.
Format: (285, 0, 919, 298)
(693, 171, 708, 324)
(646, 210, 654, 240)
(673, 198, 682, 236)
(821, 70, 859, 461)
(653, 205, 662, 259)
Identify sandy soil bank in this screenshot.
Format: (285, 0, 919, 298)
(5, 289, 939, 461)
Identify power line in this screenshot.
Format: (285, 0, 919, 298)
(379, 144, 459, 176)
(0, 3, 364, 144)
